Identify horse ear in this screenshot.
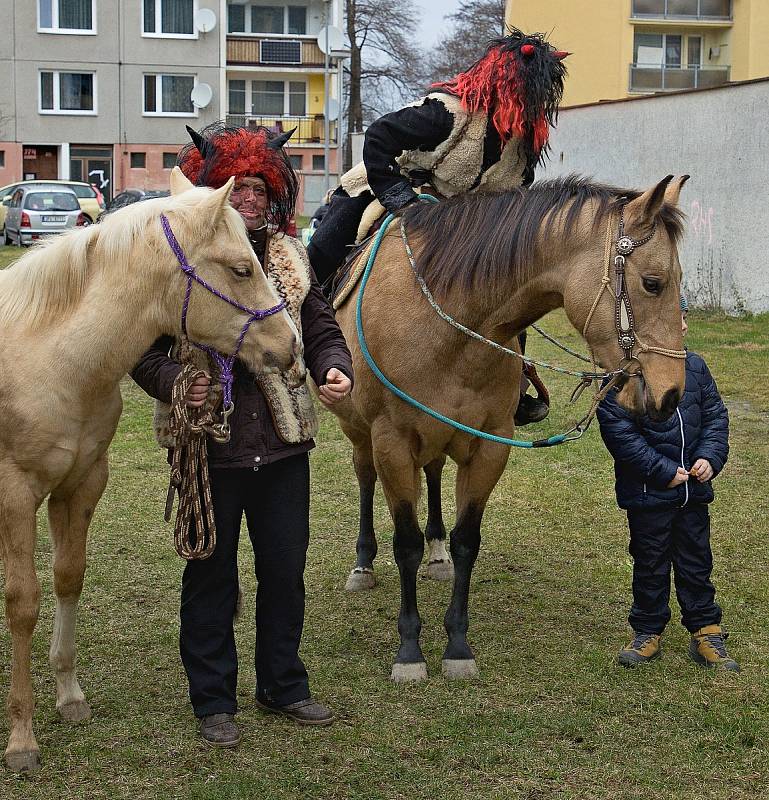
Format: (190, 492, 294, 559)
(625, 175, 674, 228)
(663, 175, 690, 207)
(201, 176, 235, 223)
(170, 166, 195, 195)
(268, 127, 296, 149)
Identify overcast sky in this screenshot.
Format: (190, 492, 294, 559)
(414, 0, 463, 47)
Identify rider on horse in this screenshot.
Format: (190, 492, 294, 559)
(307, 28, 568, 425)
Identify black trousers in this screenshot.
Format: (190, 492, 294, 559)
(306, 188, 374, 285)
(179, 454, 311, 717)
(627, 503, 722, 635)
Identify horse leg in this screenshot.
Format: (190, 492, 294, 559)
(345, 438, 378, 592)
(47, 456, 108, 724)
(373, 429, 427, 682)
(422, 456, 453, 582)
(442, 441, 509, 680)
(2, 490, 42, 773)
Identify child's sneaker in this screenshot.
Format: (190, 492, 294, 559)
(689, 625, 740, 672)
(618, 632, 661, 667)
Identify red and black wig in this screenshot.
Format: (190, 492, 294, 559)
(177, 121, 299, 233)
(433, 27, 568, 170)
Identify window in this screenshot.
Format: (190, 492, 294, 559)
(228, 3, 245, 32)
(0, 151, 4, 169)
(288, 81, 305, 115)
(38, 0, 95, 33)
(252, 5, 284, 33)
(312, 155, 324, 171)
(688, 36, 702, 67)
(25, 191, 79, 212)
(229, 79, 246, 114)
(163, 152, 178, 169)
(130, 152, 147, 169)
(68, 184, 97, 198)
(287, 6, 306, 34)
(288, 154, 302, 170)
(252, 80, 284, 115)
(40, 71, 95, 113)
(144, 74, 196, 115)
(143, 0, 196, 37)
(634, 33, 681, 67)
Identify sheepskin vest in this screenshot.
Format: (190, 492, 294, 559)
(154, 233, 318, 448)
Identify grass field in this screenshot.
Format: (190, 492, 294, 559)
(1, 243, 768, 798)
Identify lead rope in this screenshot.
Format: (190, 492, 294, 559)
(164, 341, 231, 561)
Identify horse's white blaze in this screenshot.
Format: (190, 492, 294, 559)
(49, 596, 86, 710)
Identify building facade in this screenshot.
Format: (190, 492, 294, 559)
(0, 0, 343, 213)
(506, 0, 769, 106)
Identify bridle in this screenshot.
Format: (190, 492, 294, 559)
(160, 213, 287, 436)
(582, 204, 687, 381)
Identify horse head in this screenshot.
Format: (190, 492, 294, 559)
(159, 168, 299, 375)
(568, 175, 689, 421)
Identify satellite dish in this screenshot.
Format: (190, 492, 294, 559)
(195, 8, 217, 33)
(326, 98, 340, 122)
(317, 25, 344, 55)
(190, 83, 213, 109)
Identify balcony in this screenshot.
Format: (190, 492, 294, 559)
(631, 0, 731, 20)
(629, 64, 730, 92)
(225, 114, 338, 144)
(227, 35, 326, 67)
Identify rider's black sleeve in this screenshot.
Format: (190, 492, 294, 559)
(362, 97, 454, 213)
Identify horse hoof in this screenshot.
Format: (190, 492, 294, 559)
(442, 658, 479, 680)
(422, 559, 454, 582)
(58, 699, 92, 724)
(391, 661, 428, 683)
(345, 568, 376, 592)
(5, 749, 42, 774)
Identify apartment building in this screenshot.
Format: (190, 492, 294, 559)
(506, 0, 769, 106)
(0, 0, 343, 212)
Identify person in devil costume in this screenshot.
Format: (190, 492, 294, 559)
(307, 28, 568, 425)
(131, 122, 353, 746)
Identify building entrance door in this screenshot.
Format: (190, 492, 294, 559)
(22, 145, 58, 180)
(70, 146, 113, 202)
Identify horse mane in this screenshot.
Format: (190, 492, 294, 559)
(0, 187, 229, 328)
(401, 175, 686, 297)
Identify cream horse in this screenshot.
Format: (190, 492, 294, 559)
(331, 175, 689, 682)
(0, 169, 299, 772)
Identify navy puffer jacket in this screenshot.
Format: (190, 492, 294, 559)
(597, 351, 729, 510)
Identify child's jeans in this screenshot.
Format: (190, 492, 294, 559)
(626, 502, 722, 635)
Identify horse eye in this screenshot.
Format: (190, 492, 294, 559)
(642, 277, 661, 294)
(231, 266, 252, 279)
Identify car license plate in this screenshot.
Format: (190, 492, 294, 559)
(42, 215, 66, 223)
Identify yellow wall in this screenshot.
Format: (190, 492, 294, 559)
(507, 0, 769, 106)
(308, 74, 325, 115)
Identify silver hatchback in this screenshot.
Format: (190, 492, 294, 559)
(4, 185, 86, 246)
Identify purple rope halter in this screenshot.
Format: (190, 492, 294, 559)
(160, 213, 287, 411)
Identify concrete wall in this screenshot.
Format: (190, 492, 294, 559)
(539, 79, 769, 312)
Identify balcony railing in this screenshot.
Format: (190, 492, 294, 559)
(225, 114, 338, 144)
(629, 64, 730, 91)
(631, 0, 731, 19)
(227, 35, 325, 67)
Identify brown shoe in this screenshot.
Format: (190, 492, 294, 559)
(618, 631, 661, 667)
(255, 696, 334, 726)
(689, 625, 740, 672)
(198, 713, 242, 747)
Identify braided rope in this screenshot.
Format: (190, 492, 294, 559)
(165, 359, 230, 560)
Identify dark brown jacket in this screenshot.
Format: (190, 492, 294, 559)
(131, 267, 352, 469)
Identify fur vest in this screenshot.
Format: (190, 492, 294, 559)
(154, 234, 319, 447)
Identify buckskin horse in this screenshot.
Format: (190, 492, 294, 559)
(0, 169, 299, 772)
(329, 174, 689, 682)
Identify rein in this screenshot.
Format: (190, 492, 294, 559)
(356, 195, 683, 449)
(159, 213, 287, 560)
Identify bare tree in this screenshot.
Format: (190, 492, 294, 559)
(344, 0, 425, 168)
(427, 0, 507, 85)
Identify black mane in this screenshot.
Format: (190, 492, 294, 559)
(401, 175, 685, 297)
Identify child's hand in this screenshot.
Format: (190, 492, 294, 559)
(667, 467, 690, 488)
(690, 458, 714, 482)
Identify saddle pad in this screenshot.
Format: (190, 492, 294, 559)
(332, 236, 377, 310)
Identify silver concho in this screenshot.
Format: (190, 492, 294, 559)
(619, 333, 635, 350)
(616, 236, 635, 256)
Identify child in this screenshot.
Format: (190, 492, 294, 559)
(597, 297, 738, 671)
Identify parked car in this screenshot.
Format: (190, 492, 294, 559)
(4, 185, 88, 246)
(1, 179, 104, 236)
(106, 188, 170, 213)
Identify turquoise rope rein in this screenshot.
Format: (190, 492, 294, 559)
(355, 196, 575, 449)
